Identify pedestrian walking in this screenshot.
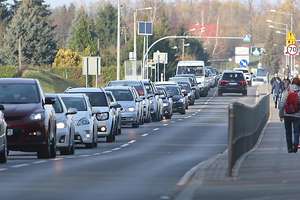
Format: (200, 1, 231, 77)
(272, 75, 283, 108)
(279, 78, 300, 153)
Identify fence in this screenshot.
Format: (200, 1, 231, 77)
(228, 95, 270, 176)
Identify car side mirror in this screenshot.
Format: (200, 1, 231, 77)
(0, 105, 4, 111)
(66, 108, 77, 115)
(205, 74, 209, 77)
(45, 97, 56, 105)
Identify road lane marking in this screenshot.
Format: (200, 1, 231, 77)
(163, 124, 169, 126)
(153, 128, 159, 131)
(102, 150, 112, 154)
(32, 160, 47, 164)
(11, 163, 30, 168)
(178, 119, 183, 121)
(121, 143, 129, 148)
(51, 157, 64, 161)
(65, 156, 76, 159)
(93, 153, 101, 156)
(112, 147, 121, 151)
(78, 154, 91, 158)
(128, 140, 136, 144)
(142, 133, 149, 137)
(0, 168, 7, 172)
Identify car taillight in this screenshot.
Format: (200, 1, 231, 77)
(219, 80, 229, 86)
(239, 80, 247, 86)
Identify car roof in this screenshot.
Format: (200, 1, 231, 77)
(57, 93, 87, 98)
(65, 87, 105, 93)
(0, 78, 37, 84)
(223, 70, 244, 74)
(105, 86, 132, 90)
(155, 81, 178, 85)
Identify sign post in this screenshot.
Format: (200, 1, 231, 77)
(153, 51, 168, 82)
(83, 57, 101, 87)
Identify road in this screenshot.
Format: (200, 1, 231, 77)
(0, 87, 257, 200)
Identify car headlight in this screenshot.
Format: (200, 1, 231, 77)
(77, 117, 90, 126)
(149, 100, 153, 104)
(30, 112, 44, 121)
(179, 98, 184, 103)
(96, 112, 109, 121)
(56, 122, 66, 129)
(142, 100, 146, 105)
(163, 102, 169, 107)
(128, 107, 135, 112)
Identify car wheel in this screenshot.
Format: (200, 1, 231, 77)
(165, 114, 172, 119)
(106, 134, 115, 143)
(180, 109, 186, 115)
(132, 122, 139, 128)
(85, 143, 94, 148)
(242, 91, 247, 96)
(38, 135, 52, 159)
(0, 137, 7, 164)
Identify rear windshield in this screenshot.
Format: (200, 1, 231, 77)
(222, 73, 245, 81)
(165, 86, 181, 96)
(235, 69, 249, 73)
(178, 83, 191, 92)
(108, 81, 145, 96)
(52, 97, 63, 113)
(61, 97, 87, 111)
(67, 92, 108, 107)
(0, 83, 40, 104)
(108, 90, 134, 101)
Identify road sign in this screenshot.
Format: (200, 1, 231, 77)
(243, 34, 251, 43)
(235, 47, 249, 64)
(284, 44, 299, 56)
(239, 59, 249, 68)
(286, 32, 297, 46)
(138, 21, 153, 36)
(153, 51, 168, 64)
(82, 57, 101, 75)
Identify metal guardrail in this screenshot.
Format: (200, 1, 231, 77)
(228, 94, 270, 177)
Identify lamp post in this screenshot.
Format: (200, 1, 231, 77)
(182, 28, 196, 60)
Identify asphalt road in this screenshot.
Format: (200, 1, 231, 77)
(0, 87, 258, 200)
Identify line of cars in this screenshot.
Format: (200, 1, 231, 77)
(0, 76, 204, 164)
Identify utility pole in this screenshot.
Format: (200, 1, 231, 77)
(117, 0, 121, 80)
(18, 37, 22, 73)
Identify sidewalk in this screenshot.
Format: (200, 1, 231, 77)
(175, 98, 300, 200)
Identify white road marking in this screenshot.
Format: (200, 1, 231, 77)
(32, 160, 47, 164)
(93, 153, 101, 156)
(78, 154, 91, 158)
(51, 157, 64, 161)
(65, 156, 76, 159)
(142, 133, 149, 137)
(112, 147, 121, 151)
(12, 163, 30, 168)
(102, 150, 112, 154)
(153, 128, 160, 131)
(178, 119, 183, 121)
(121, 143, 129, 148)
(128, 140, 136, 144)
(163, 124, 169, 126)
(0, 168, 8, 172)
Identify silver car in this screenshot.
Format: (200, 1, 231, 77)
(0, 105, 7, 163)
(60, 94, 98, 148)
(47, 94, 77, 155)
(65, 88, 116, 143)
(105, 86, 142, 128)
(105, 91, 122, 135)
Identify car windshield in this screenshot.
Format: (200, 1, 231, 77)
(165, 86, 181, 96)
(257, 69, 268, 76)
(61, 97, 87, 111)
(178, 83, 191, 92)
(0, 83, 40, 104)
(177, 66, 203, 76)
(109, 90, 134, 101)
(52, 97, 63, 113)
(67, 92, 108, 107)
(222, 73, 245, 81)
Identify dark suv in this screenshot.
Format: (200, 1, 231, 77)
(218, 71, 247, 96)
(0, 78, 57, 159)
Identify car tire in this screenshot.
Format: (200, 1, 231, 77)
(38, 127, 56, 159)
(132, 122, 139, 128)
(242, 91, 247, 96)
(0, 138, 7, 164)
(180, 109, 186, 115)
(165, 114, 172, 119)
(106, 134, 115, 143)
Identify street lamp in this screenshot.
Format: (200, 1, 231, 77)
(117, 0, 121, 80)
(181, 29, 196, 60)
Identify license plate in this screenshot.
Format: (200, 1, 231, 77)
(7, 129, 13, 136)
(229, 83, 238, 86)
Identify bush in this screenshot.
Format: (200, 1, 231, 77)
(0, 66, 18, 78)
(53, 49, 82, 68)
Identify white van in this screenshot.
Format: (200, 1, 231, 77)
(176, 61, 209, 96)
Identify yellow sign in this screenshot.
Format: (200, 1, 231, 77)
(286, 31, 297, 45)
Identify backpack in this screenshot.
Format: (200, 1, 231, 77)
(285, 91, 300, 114)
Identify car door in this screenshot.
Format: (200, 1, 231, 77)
(106, 92, 118, 132)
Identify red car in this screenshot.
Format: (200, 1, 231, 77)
(0, 78, 57, 159)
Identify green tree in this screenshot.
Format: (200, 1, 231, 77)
(68, 7, 96, 55)
(3, 0, 57, 66)
(0, 0, 10, 64)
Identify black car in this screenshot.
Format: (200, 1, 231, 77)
(178, 81, 195, 105)
(156, 86, 173, 119)
(163, 85, 187, 115)
(218, 71, 247, 96)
